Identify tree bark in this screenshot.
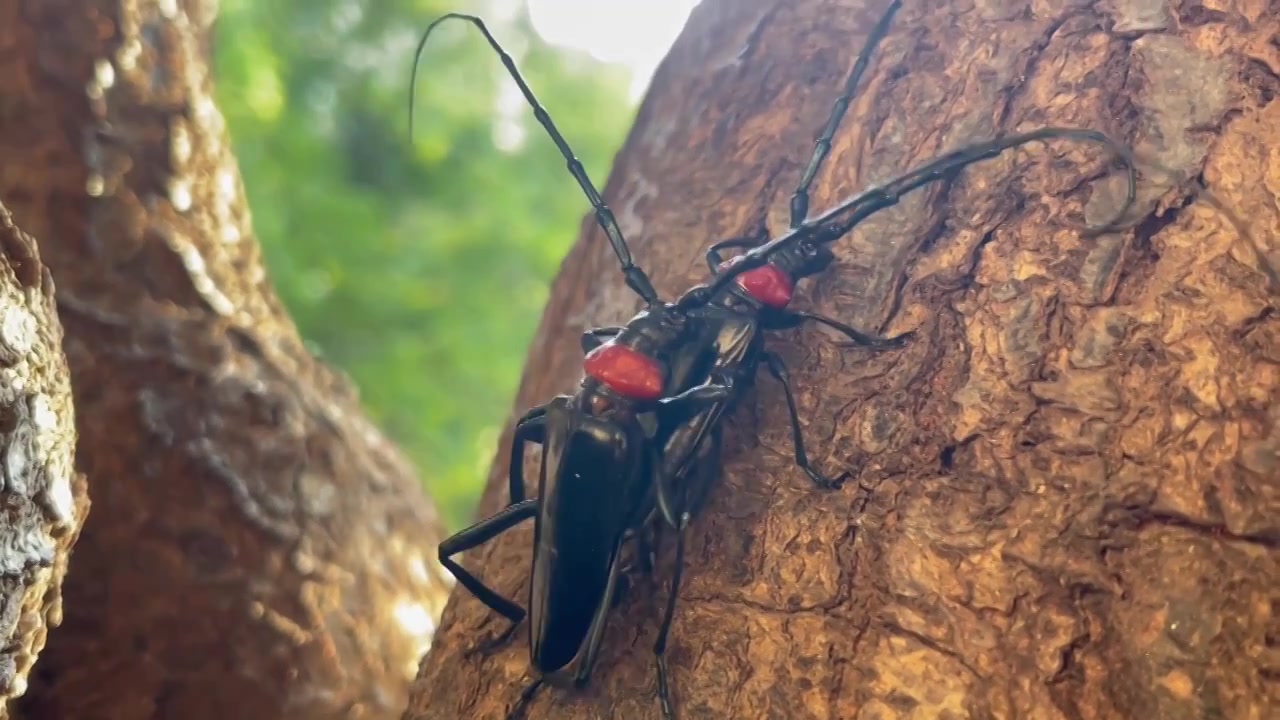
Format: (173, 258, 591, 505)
(0, 204, 88, 719)
(406, 0, 1279, 718)
(0, 1, 453, 718)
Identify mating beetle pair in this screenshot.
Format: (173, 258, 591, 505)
(413, 1, 1137, 717)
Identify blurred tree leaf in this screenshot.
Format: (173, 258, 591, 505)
(214, 0, 636, 528)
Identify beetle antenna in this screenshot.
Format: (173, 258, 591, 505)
(410, 14, 661, 305)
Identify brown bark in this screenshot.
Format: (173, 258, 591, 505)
(406, 0, 1279, 718)
(0, 204, 89, 719)
(0, 1, 452, 718)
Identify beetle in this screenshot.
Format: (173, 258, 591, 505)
(414, 3, 1137, 717)
(583, 118, 1137, 720)
(434, 300, 731, 708)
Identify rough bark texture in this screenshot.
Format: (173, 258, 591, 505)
(407, 0, 1279, 718)
(0, 1, 453, 718)
(0, 205, 88, 719)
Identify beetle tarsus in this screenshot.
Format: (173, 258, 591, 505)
(653, 510, 690, 720)
(505, 677, 544, 720)
(763, 351, 853, 490)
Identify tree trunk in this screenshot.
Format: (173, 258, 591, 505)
(0, 204, 89, 719)
(406, 0, 1279, 718)
(0, 1, 453, 718)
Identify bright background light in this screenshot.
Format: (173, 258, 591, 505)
(527, 0, 701, 99)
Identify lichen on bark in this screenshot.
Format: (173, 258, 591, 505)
(0, 204, 87, 720)
(405, 0, 1279, 718)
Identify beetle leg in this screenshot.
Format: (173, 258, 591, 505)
(681, 423, 724, 523)
(762, 351, 850, 489)
(653, 382, 734, 529)
(649, 513, 666, 576)
(508, 405, 548, 504)
(654, 508, 689, 720)
(765, 308, 913, 349)
(612, 528, 652, 609)
(580, 326, 623, 354)
(659, 381, 733, 414)
(505, 677, 544, 720)
(437, 499, 537, 625)
(652, 425, 720, 720)
(626, 524, 655, 577)
(705, 235, 765, 272)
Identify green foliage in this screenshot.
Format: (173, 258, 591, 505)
(213, 0, 637, 529)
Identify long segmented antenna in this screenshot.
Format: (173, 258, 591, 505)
(410, 14, 661, 305)
(677, 126, 1139, 309)
(790, 0, 902, 228)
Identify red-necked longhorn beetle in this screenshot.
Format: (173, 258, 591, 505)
(411, 2, 1138, 718)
